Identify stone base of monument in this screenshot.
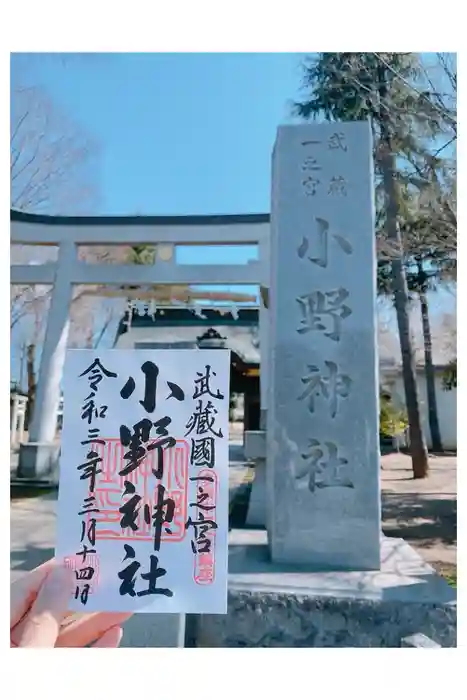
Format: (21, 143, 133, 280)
(121, 613, 186, 647)
(17, 442, 60, 482)
(193, 530, 456, 647)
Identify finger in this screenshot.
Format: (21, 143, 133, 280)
(92, 626, 123, 648)
(10, 559, 56, 627)
(10, 607, 77, 648)
(16, 566, 74, 647)
(55, 612, 132, 648)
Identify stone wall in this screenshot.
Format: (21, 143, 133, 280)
(192, 589, 456, 647)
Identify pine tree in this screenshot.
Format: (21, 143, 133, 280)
(293, 52, 455, 477)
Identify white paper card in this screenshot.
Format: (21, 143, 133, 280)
(55, 349, 230, 614)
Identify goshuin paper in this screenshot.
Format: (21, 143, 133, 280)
(55, 349, 230, 614)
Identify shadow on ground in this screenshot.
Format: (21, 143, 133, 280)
(229, 482, 252, 530)
(381, 492, 456, 546)
(10, 486, 57, 501)
(10, 544, 55, 572)
(229, 480, 457, 547)
(380, 446, 457, 458)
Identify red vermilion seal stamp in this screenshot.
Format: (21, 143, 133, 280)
(193, 468, 218, 586)
(88, 439, 189, 543)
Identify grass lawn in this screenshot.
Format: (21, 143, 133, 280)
(442, 569, 457, 588)
(431, 563, 457, 588)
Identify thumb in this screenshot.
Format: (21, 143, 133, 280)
(17, 566, 75, 647)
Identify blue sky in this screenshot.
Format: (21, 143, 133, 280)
(12, 53, 305, 216)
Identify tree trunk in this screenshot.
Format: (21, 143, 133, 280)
(391, 261, 429, 477)
(418, 279, 443, 452)
(378, 66, 429, 478)
(25, 343, 36, 430)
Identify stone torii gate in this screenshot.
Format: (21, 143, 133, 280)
(10, 209, 270, 479)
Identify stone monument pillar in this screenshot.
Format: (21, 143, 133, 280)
(267, 121, 380, 570)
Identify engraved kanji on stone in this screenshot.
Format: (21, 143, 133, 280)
(328, 132, 347, 151)
(301, 156, 322, 172)
(328, 175, 348, 196)
(297, 439, 354, 492)
(298, 360, 352, 418)
(297, 217, 353, 268)
(302, 176, 320, 196)
(296, 288, 352, 342)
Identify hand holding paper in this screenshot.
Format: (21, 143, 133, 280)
(55, 349, 230, 614)
(11, 559, 130, 647)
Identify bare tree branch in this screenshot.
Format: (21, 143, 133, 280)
(10, 76, 107, 364)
